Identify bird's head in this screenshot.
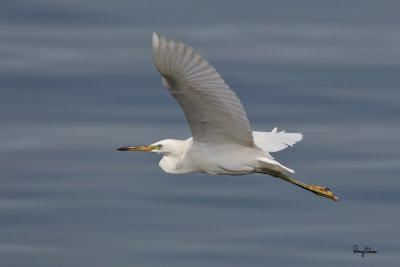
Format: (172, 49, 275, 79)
(116, 139, 183, 156)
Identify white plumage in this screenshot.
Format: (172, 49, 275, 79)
(152, 32, 253, 146)
(253, 127, 303, 154)
(117, 33, 338, 201)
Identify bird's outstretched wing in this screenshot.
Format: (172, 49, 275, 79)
(152, 33, 254, 146)
(253, 127, 303, 153)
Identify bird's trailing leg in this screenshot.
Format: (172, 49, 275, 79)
(260, 169, 339, 201)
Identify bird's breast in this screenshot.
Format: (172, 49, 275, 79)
(178, 142, 258, 175)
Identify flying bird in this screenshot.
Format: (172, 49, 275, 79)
(118, 33, 338, 201)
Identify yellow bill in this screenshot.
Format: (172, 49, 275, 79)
(116, 145, 155, 152)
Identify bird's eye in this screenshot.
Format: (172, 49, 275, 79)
(159, 144, 163, 148)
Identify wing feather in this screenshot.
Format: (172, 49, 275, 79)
(152, 33, 254, 146)
(253, 128, 303, 153)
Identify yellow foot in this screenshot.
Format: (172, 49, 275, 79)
(306, 185, 339, 201)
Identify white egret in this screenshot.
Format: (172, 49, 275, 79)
(118, 33, 338, 201)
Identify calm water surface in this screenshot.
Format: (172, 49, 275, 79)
(1, 1, 400, 266)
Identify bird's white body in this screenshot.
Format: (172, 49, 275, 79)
(158, 138, 261, 175)
(155, 133, 298, 176)
(117, 33, 339, 201)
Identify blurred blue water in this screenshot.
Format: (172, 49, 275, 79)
(1, 0, 400, 266)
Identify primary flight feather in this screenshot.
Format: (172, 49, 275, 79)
(118, 33, 338, 201)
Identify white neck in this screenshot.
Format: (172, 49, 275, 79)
(158, 138, 192, 174)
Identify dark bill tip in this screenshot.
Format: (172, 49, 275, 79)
(116, 146, 131, 151)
